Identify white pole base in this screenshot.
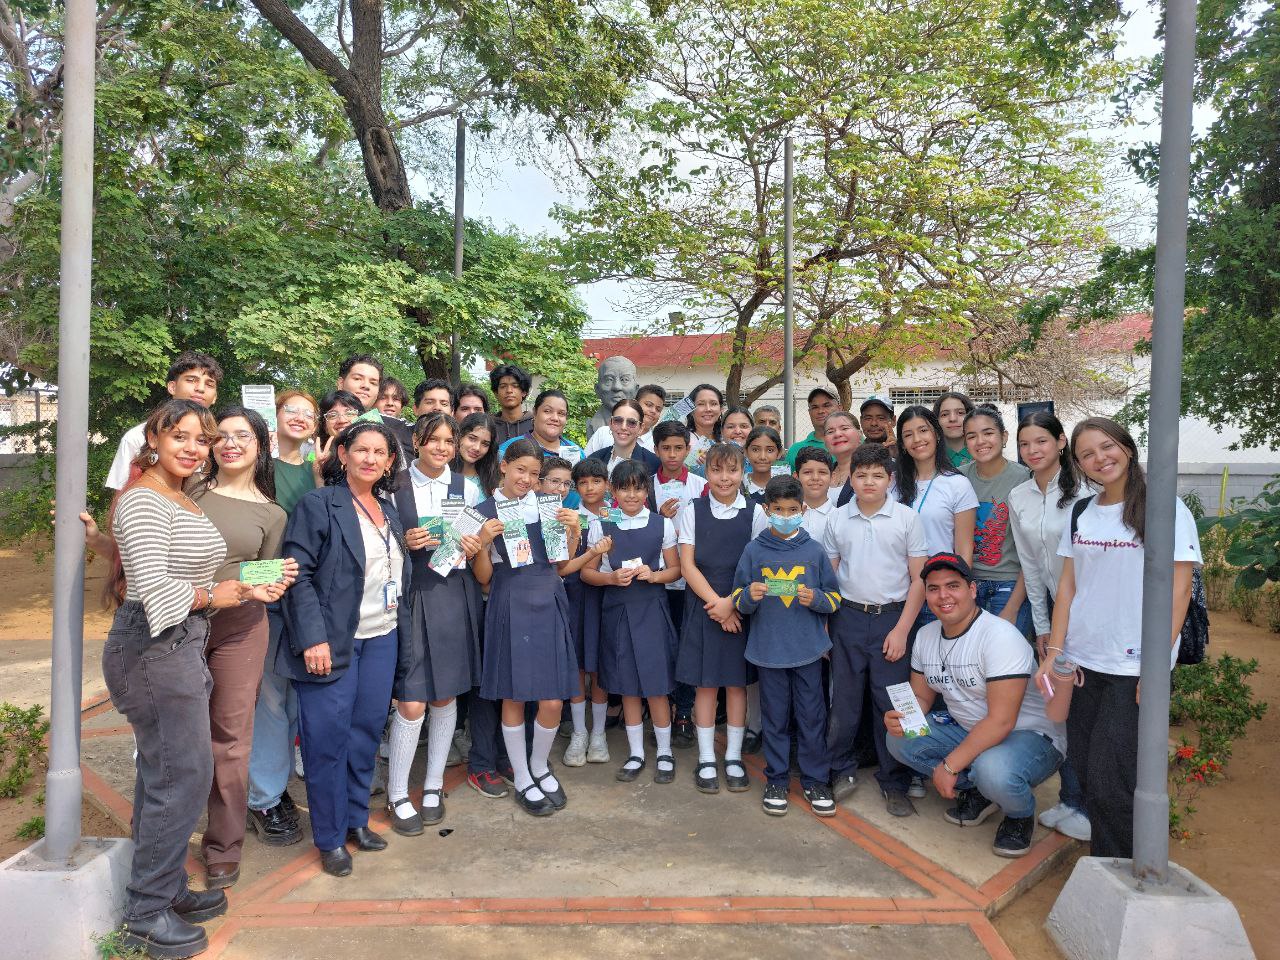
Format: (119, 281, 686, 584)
(1047, 856, 1255, 960)
(0, 836, 134, 959)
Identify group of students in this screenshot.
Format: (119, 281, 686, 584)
(94, 351, 1202, 960)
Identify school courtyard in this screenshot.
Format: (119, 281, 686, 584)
(2, 553, 1275, 960)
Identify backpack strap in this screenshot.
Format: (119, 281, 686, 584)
(1069, 495, 1096, 538)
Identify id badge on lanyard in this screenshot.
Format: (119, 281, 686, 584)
(383, 579, 399, 612)
(354, 495, 399, 613)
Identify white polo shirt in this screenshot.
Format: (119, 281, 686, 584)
(822, 497, 928, 605)
(801, 499, 834, 544)
(408, 463, 481, 517)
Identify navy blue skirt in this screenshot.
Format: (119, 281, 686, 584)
(597, 580, 676, 698)
(479, 563, 578, 702)
(565, 572, 604, 675)
(394, 570, 483, 703)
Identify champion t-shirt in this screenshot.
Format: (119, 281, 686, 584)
(912, 610, 1063, 753)
(1057, 497, 1202, 675)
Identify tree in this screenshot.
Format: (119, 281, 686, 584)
(554, 0, 1113, 405)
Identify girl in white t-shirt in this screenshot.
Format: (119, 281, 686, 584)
(895, 405, 977, 563)
(1036, 417, 1201, 860)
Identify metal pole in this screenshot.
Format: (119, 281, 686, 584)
(450, 114, 465, 387)
(33, 388, 41, 454)
(1133, 0, 1197, 883)
(44, 0, 96, 862)
(782, 136, 795, 448)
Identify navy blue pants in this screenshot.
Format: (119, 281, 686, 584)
(294, 630, 397, 851)
(666, 589, 695, 715)
(827, 605, 911, 792)
(759, 660, 829, 788)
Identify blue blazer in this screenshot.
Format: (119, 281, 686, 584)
(589, 445, 661, 477)
(275, 483, 412, 684)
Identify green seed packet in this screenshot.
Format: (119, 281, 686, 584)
(765, 578, 799, 597)
(239, 559, 285, 585)
(419, 515, 444, 538)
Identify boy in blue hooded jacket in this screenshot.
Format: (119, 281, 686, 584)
(733, 475, 841, 818)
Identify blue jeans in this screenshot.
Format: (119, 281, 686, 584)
(885, 715, 1062, 819)
(246, 620, 297, 811)
(975, 579, 1033, 640)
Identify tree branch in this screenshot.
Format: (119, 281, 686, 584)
(247, 0, 360, 104)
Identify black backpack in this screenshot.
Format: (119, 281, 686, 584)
(1069, 496, 1209, 665)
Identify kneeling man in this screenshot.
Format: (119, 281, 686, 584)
(885, 553, 1063, 857)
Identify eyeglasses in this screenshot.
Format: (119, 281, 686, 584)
(611, 416, 640, 428)
(323, 409, 357, 422)
(216, 431, 255, 446)
(542, 478, 572, 491)
(280, 404, 317, 422)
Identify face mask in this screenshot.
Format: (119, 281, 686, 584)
(769, 513, 804, 535)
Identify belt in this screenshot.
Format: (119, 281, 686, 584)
(841, 599, 905, 615)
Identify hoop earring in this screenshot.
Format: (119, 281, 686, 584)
(146, 448, 159, 465)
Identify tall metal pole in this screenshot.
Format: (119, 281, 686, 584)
(44, 0, 96, 862)
(450, 115, 465, 387)
(782, 136, 795, 448)
(1133, 0, 1197, 883)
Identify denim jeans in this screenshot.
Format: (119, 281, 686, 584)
(975, 579, 1033, 640)
(102, 603, 214, 921)
(885, 714, 1062, 819)
(246, 619, 297, 811)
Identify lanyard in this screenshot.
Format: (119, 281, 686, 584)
(352, 495, 392, 579)
(915, 475, 937, 513)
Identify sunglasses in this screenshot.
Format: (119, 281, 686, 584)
(611, 416, 640, 428)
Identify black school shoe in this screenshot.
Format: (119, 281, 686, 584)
(420, 788, 448, 825)
(120, 909, 207, 960)
(279, 790, 300, 825)
(248, 803, 303, 846)
(387, 797, 424, 836)
(532, 771, 567, 810)
(723, 759, 750, 793)
(741, 729, 763, 755)
(346, 826, 388, 851)
(694, 761, 720, 794)
(616, 757, 646, 782)
(654, 754, 676, 784)
(172, 887, 227, 924)
(514, 784, 556, 817)
(993, 815, 1035, 858)
(944, 788, 999, 827)
(320, 846, 353, 877)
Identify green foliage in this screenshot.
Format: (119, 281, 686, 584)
(1198, 480, 1280, 590)
(91, 929, 148, 960)
(15, 816, 45, 840)
(0, 704, 48, 799)
(1168, 654, 1268, 838)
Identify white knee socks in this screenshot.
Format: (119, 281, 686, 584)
(623, 723, 644, 770)
(696, 724, 717, 765)
(422, 701, 457, 808)
(654, 724, 673, 772)
(529, 721, 560, 792)
(725, 724, 746, 777)
(501, 722, 543, 800)
(571, 700, 587, 735)
(591, 701, 608, 735)
(387, 711, 424, 805)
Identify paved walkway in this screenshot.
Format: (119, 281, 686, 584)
(78, 693, 1074, 959)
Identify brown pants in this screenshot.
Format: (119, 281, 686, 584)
(201, 600, 269, 867)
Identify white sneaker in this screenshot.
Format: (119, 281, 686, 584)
(586, 732, 610, 763)
(1037, 802, 1072, 829)
(907, 776, 926, 799)
(563, 731, 589, 767)
(1054, 809, 1092, 842)
(293, 744, 305, 779)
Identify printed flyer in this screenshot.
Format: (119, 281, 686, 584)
(495, 498, 534, 568)
(537, 494, 570, 561)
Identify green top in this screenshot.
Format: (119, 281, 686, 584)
(273, 458, 317, 515)
(784, 431, 826, 469)
(947, 445, 973, 467)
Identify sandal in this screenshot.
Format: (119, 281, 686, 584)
(420, 788, 446, 826)
(694, 761, 720, 794)
(654, 753, 676, 785)
(615, 756, 646, 782)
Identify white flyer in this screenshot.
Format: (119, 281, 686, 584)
(886, 682, 931, 739)
(659, 394, 695, 422)
(620, 557, 643, 570)
(429, 504, 486, 577)
(241, 384, 277, 429)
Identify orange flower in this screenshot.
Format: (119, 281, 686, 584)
(1176, 745, 1195, 760)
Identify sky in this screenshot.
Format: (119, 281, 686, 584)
(429, 2, 1189, 340)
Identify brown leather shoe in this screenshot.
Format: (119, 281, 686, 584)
(206, 862, 240, 889)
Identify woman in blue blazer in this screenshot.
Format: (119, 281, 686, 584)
(277, 420, 411, 877)
(588, 398, 662, 478)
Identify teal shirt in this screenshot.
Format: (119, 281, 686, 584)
(784, 431, 826, 469)
(272, 459, 317, 515)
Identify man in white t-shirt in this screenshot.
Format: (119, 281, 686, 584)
(104, 351, 223, 490)
(885, 552, 1064, 858)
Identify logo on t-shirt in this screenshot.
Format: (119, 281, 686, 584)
(974, 501, 1010, 566)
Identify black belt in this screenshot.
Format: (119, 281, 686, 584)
(841, 599, 905, 615)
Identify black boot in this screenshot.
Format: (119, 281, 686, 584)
(320, 846, 353, 877)
(120, 908, 208, 959)
(172, 887, 228, 923)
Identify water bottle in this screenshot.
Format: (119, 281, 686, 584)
(1051, 655, 1076, 681)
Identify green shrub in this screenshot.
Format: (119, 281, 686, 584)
(15, 815, 44, 840)
(0, 704, 48, 798)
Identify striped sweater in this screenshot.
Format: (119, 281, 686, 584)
(113, 487, 225, 637)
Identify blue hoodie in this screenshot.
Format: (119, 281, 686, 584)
(732, 527, 841, 669)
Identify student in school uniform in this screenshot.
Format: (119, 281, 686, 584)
(470, 438, 594, 816)
(451, 412, 499, 505)
(721, 407, 754, 446)
(384, 413, 485, 835)
(794, 446, 836, 543)
(675, 443, 770, 794)
(733, 475, 842, 818)
(588, 398, 662, 477)
(822, 443, 928, 816)
(959, 405, 1033, 636)
(744, 425, 783, 503)
(581, 460, 683, 784)
(650, 420, 708, 746)
(562, 457, 613, 766)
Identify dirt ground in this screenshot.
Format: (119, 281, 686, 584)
(0, 548, 1276, 957)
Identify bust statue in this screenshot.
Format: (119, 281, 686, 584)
(587, 355, 639, 436)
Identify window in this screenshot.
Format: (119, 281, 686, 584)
(966, 384, 1037, 404)
(890, 386, 947, 407)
